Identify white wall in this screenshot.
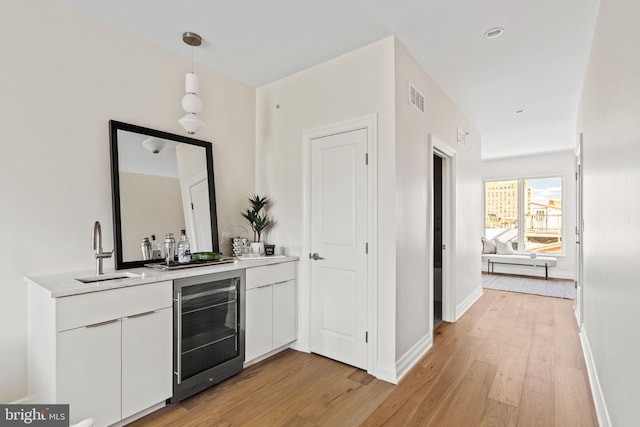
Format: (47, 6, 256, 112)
(256, 36, 483, 378)
(481, 151, 577, 279)
(577, 0, 640, 424)
(0, 0, 255, 402)
(256, 37, 398, 378)
(394, 40, 482, 360)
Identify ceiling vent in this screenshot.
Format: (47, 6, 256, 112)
(409, 82, 425, 113)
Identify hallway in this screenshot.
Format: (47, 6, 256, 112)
(364, 289, 597, 425)
(131, 289, 597, 426)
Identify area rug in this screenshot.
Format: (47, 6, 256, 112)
(482, 273, 576, 299)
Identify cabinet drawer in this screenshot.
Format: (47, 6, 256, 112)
(246, 262, 296, 290)
(55, 281, 172, 332)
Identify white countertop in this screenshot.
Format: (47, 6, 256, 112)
(26, 256, 299, 298)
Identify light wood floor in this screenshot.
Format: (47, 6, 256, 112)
(130, 288, 597, 426)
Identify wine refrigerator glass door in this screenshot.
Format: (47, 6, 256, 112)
(173, 270, 245, 401)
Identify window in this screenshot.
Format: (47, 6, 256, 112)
(484, 177, 562, 253)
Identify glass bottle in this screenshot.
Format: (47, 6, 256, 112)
(150, 234, 163, 259)
(140, 237, 152, 260)
(164, 233, 176, 265)
(177, 229, 191, 264)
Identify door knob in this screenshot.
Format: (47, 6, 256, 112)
(309, 252, 325, 260)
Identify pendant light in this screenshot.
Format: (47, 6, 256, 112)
(179, 32, 204, 134)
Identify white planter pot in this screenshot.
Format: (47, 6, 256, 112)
(250, 242, 265, 256)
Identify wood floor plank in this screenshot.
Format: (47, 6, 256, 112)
(221, 357, 346, 425)
(469, 312, 501, 338)
(480, 398, 519, 427)
(488, 353, 529, 407)
(516, 389, 554, 427)
(129, 279, 597, 427)
(515, 307, 536, 331)
(314, 378, 394, 426)
(533, 301, 555, 328)
(554, 365, 598, 426)
(429, 360, 499, 426)
(554, 322, 584, 370)
(523, 332, 555, 396)
(402, 342, 489, 426)
(487, 326, 532, 407)
(363, 335, 484, 426)
(475, 336, 510, 365)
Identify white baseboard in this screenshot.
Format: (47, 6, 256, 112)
(113, 402, 165, 427)
(551, 271, 576, 280)
(243, 342, 299, 368)
(288, 341, 308, 353)
(374, 367, 399, 385)
(456, 287, 483, 321)
(395, 333, 433, 383)
(10, 396, 32, 404)
(579, 326, 612, 427)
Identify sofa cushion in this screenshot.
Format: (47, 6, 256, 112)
(481, 237, 497, 254)
(495, 239, 515, 255)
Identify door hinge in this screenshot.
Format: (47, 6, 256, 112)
(365, 242, 368, 254)
(365, 331, 368, 343)
(191, 202, 194, 210)
(365, 153, 369, 165)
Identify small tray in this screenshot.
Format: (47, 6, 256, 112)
(145, 258, 235, 270)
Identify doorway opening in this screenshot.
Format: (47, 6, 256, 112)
(433, 154, 444, 329)
(430, 134, 456, 326)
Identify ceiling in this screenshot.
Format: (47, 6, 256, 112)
(58, 0, 601, 159)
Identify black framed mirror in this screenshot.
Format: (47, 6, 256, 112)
(109, 120, 219, 269)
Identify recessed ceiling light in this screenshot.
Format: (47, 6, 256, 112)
(485, 27, 504, 39)
(514, 109, 525, 114)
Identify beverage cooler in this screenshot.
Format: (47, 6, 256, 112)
(171, 270, 245, 402)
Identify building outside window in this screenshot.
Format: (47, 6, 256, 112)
(484, 177, 562, 253)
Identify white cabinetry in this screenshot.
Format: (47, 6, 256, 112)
(121, 308, 172, 419)
(245, 262, 297, 363)
(246, 284, 273, 361)
(57, 319, 122, 426)
(273, 279, 297, 349)
(28, 281, 173, 427)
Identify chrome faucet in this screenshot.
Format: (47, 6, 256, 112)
(92, 221, 113, 275)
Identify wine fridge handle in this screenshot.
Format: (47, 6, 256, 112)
(174, 291, 182, 384)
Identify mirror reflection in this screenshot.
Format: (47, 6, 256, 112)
(110, 121, 219, 269)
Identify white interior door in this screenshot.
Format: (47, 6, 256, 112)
(575, 134, 584, 325)
(310, 128, 368, 370)
(188, 178, 212, 252)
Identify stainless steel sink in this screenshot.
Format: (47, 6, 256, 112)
(76, 272, 140, 284)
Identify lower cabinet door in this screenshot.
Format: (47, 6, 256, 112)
(121, 307, 172, 419)
(57, 320, 122, 427)
(273, 280, 297, 348)
(245, 286, 273, 362)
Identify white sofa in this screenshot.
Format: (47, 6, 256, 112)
(482, 254, 557, 280)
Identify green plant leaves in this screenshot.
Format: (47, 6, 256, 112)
(242, 194, 274, 242)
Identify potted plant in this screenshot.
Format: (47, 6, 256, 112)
(241, 195, 274, 255)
